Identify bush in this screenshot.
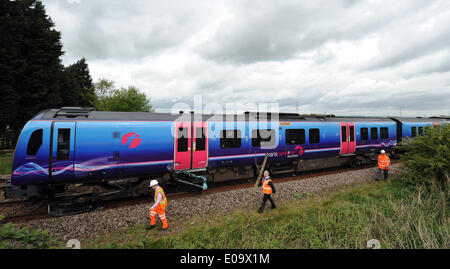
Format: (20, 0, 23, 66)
(0, 216, 62, 249)
(399, 124, 449, 191)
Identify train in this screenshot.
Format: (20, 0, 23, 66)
(3, 107, 449, 204)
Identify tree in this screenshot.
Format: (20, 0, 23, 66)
(0, 0, 64, 139)
(0, 1, 96, 143)
(60, 58, 96, 107)
(400, 124, 450, 191)
(94, 79, 154, 112)
(93, 78, 115, 99)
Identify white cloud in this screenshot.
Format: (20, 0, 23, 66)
(42, 0, 450, 117)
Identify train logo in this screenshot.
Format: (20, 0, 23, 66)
(121, 132, 141, 148)
(294, 145, 304, 156)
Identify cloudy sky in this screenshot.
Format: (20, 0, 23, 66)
(43, 0, 450, 117)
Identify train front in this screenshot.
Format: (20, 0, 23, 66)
(3, 118, 52, 200)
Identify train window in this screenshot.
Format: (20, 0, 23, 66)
(196, 127, 206, 151)
(349, 126, 355, 142)
(26, 129, 43, 155)
(411, 127, 417, 137)
(252, 129, 275, 147)
(309, 129, 320, 144)
(286, 129, 305, 145)
(177, 127, 189, 152)
(380, 127, 389, 139)
(418, 127, 424, 136)
(220, 130, 241, 149)
(341, 126, 347, 142)
(361, 128, 369, 140)
(57, 129, 71, 160)
(371, 128, 378, 140)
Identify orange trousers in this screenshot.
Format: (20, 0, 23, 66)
(149, 204, 168, 229)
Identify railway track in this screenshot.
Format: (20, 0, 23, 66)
(0, 161, 391, 224)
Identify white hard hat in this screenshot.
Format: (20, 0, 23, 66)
(381, 150, 385, 154)
(149, 180, 159, 187)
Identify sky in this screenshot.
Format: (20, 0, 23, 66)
(42, 0, 450, 117)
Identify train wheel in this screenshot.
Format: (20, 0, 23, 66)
(349, 157, 359, 168)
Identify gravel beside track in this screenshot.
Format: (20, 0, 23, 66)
(12, 164, 401, 242)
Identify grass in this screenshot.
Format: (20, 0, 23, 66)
(85, 180, 449, 249)
(0, 216, 63, 249)
(0, 151, 13, 175)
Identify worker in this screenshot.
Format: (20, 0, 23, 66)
(146, 180, 168, 231)
(258, 170, 276, 213)
(375, 150, 390, 181)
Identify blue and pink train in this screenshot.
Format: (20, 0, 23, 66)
(3, 107, 448, 200)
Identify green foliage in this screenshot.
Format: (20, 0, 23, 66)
(399, 124, 450, 190)
(60, 58, 96, 107)
(0, 151, 13, 174)
(294, 192, 312, 199)
(94, 79, 154, 112)
(0, 0, 95, 141)
(0, 0, 63, 137)
(0, 215, 62, 249)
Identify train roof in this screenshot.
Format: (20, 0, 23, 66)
(390, 117, 450, 123)
(31, 107, 450, 123)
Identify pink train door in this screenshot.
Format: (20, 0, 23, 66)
(174, 122, 191, 170)
(192, 122, 208, 169)
(340, 122, 356, 154)
(174, 121, 208, 170)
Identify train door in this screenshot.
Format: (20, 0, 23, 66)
(174, 121, 191, 170)
(192, 122, 208, 169)
(340, 122, 356, 154)
(51, 121, 76, 182)
(174, 121, 209, 170)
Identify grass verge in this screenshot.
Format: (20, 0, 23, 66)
(85, 180, 449, 249)
(0, 151, 13, 175)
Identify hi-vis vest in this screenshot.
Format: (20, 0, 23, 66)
(155, 186, 167, 207)
(378, 154, 390, 170)
(262, 177, 273, 194)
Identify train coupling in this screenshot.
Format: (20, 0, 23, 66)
(174, 170, 208, 194)
(3, 182, 45, 200)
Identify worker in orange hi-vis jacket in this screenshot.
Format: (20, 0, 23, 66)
(375, 150, 390, 181)
(146, 180, 168, 231)
(257, 170, 276, 213)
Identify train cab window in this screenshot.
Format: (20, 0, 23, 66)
(177, 127, 189, 152)
(418, 127, 424, 136)
(380, 127, 389, 139)
(57, 129, 71, 160)
(309, 128, 320, 144)
(26, 129, 43, 155)
(286, 129, 305, 145)
(341, 126, 347, 142)
(220, 130, 241, 149)
(361, 128, 369, 140)
(411, 127, 417, 137)
(195, 127, 206, 151)
(371, 128, 378, 140)
(252, 129, 275, 147)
